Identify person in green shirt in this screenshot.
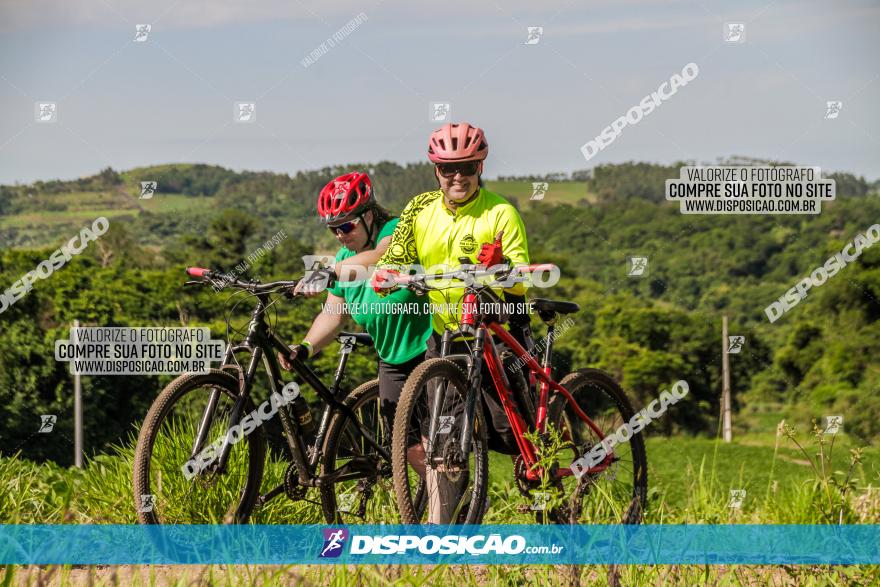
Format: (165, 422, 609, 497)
(277, 171, 433, 446)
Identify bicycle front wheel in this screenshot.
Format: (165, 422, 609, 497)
(133, 369, 266, 524)
(391, 358, 487, 524)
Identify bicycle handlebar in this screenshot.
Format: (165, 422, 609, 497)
(185, 266, 299, 294)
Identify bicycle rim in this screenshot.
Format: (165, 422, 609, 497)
(392, 359, 487, 524)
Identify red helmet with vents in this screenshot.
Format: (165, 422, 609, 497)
(317, 172, 375, 224)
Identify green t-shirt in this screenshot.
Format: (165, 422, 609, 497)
(327, 218, 432, 364)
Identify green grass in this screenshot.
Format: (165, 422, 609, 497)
(1, 426, 878, 586)
(2, 428, 876, 525)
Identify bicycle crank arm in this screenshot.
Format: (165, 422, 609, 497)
(255, 482, 287, 507)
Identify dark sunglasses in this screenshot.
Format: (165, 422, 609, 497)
(328, 217, 361, 235)
(436, 161, 480, 178)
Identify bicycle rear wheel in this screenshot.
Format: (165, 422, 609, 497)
(548, 368, 648, 525)
(391, 358, 487, 524)
(133, 369, 266, 524)
(320, 379, 409, 523)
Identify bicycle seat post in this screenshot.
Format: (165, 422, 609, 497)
(542, 322, 555, 371)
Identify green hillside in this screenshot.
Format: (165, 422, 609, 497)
(1, 161, 878, 466)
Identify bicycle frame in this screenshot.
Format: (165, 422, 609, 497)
(481, 322, 609, 481)
(188, 287, 390, 501)
(427, 286, 614, 483)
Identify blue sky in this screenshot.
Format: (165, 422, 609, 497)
(1, 0, 878, 184)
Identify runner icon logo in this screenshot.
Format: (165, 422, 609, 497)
(319, 528, 349, 558)
(727, 336, 745, 354)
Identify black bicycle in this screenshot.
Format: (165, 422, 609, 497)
(133, 267, 417, 524)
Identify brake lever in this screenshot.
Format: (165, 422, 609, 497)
(184, 280, 205, 288)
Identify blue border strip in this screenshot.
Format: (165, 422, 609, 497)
(1, 525, 878, 565)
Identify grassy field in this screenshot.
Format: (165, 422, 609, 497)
(0, 193, 215, 249)
(1, 427, 877, 585)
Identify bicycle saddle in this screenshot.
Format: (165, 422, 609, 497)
(530, 298, 580, 319)
(338, 332, 374, 347)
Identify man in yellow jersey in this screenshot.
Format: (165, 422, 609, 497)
(373, 122, 533, 522)
(374, 122, 530, 337)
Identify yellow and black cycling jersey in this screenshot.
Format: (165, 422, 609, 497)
(377, 187, 529, 334)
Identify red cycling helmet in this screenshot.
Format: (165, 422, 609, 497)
(427, 122, 489, 163)
(317, 172, 375, 224)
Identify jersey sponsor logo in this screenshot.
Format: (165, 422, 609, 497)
(459, 234, 477, 254)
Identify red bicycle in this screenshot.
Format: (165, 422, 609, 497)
(388, 262, 647, 525)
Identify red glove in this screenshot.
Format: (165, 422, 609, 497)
(371, 268, 401, 293)
(477, 231, 504, 266)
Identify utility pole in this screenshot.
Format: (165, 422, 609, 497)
(73, 320, 83, 468)
(721, 315, 732, 443)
